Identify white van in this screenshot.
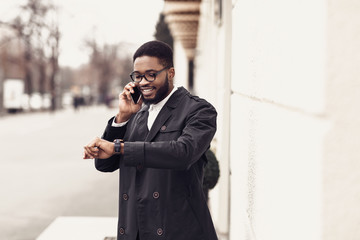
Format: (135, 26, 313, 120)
(3, 79, 25, 113)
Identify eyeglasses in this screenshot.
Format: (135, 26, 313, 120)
(130, 66, 170, 83)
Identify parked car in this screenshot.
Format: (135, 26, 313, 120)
(3, 79, 25, 113)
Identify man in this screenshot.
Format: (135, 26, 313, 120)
(84, 40, 218, 240)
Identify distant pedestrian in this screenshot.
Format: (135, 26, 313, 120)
(84, 40, 218, 240)
(73, 95, 80, 111)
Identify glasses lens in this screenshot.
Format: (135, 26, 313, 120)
(145, 72, 156, 82)
(131, 73, 142, 82)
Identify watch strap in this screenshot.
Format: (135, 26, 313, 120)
(114, 139, 123, 154)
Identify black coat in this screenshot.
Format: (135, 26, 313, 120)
(95, 87, 218, 240)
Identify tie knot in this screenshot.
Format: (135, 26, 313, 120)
(142, 104, 150, 112)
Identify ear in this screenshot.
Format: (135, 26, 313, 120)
(168, 67, 175, 80)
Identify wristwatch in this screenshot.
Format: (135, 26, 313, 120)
(114, 139, 124, 154)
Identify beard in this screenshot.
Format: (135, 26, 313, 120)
(143, 75, 170, 105)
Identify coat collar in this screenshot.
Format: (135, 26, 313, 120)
(161, 86, 188, 109)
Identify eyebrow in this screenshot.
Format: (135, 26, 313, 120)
(133, 69, 158, 73)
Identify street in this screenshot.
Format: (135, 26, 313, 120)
(0, 106, 119, 240)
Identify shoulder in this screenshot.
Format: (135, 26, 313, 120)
(182, 88, 216, 113)
(172, 87, 216, 110)
(170, 88, 217, 122)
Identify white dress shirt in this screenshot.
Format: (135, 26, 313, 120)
(112, 86, 178, 130)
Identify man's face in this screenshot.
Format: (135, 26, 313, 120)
(133, 56, 174, 105)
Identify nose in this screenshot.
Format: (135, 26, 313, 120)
(138, 76, 149, 86)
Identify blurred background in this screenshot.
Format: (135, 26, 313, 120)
(1, 0, 360, 240)
(0, 0, 165, 112)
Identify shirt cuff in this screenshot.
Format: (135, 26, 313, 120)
(111, 116, 129, 127)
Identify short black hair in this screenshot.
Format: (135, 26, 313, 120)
(133, 40, 174, 67)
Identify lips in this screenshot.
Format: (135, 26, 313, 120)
(140, 86, 155, 97)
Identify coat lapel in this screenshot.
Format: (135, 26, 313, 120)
(145, 106, 172, 142)
(145, 87, 187, 142)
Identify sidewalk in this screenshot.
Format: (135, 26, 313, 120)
(36, 217, 117, 240)
(0, 105, 119, 240)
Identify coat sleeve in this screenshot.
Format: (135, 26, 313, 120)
(123, 101, 217, 170)
(94, 116, 127, 172)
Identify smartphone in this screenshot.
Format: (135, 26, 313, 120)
(131, 86, 141, 104)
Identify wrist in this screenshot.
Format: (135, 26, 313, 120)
(115, 113, 131, 123)
(121, 143, 124, 155)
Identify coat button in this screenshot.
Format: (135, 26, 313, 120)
(123, 193, 129, 201)
(137, 164, 143, 171)
(161, 125, 166, 131)
(153, 191, 160, 199)
(119, 227, 125, 235)
(157, 228, 163, 236)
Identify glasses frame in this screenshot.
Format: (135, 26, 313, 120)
(130, 66, 170, 83)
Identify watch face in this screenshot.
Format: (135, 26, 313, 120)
(114, 139, 122, 153)
(114, 140, 119, 152)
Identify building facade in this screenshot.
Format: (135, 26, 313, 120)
(163, 0, 360, 239)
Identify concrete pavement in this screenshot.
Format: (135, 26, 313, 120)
(36, 216, 117, 240)
(0, 106, 120, 240)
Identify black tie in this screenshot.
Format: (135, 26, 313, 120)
(136, 104, 149, 140)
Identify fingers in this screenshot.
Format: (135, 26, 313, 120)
(121, 82, 137, 102)
(83, 146, 99, 159)
(83, 152, 94, 159)
(83, 137, 101, 159)
(83, 137, 115, 160)
(124, 82, 136, 93)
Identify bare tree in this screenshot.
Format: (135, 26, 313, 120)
(1, 0, 61, 110)
(86, 39, 118, 103)
(47, 22, 60, 111)
(82, 39, 134, 105)
(7, 16, 34, 95)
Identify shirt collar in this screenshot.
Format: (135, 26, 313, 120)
(149, 85, 178, 112)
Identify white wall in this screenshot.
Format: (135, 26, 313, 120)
(230, 0, 327, 239)
(323, 0, 360, 239)
(192, 0, 360, 239)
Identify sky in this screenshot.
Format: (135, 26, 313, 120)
(0, 0, 164, 68)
